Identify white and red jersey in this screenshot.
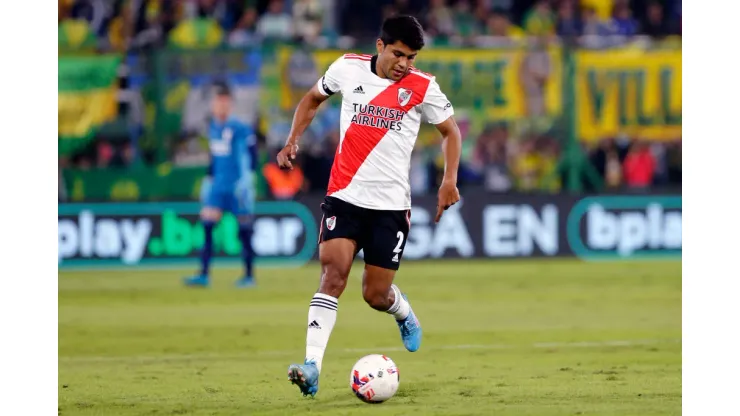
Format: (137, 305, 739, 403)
(316, 53, 454, 211)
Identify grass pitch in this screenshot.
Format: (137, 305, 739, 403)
(59, 259, 681, 415)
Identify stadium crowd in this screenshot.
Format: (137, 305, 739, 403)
(59, 0, 682, 199)
(59, 0, 681, 51)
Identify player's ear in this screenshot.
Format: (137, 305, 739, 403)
(375, 39, 384, 55)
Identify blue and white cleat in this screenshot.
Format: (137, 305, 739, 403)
(183, 274, 209, 288)
(397, 294, 422, 352)
(234, 275, 256, 288)
(287, 360, 320, 397)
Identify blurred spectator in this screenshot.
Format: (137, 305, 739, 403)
(538, 137, 561, 192)
(301, 130, 337, 192)
(384, 0, 419, 18)
(642, 1, 673, 38)
(111, 141, 136, 168)
(472, 124, 512, 192)
(257, 0, 294, 40)
(58, 19, 99, 53)
(453, 0, 479, 40)
(556, 0, 582, 38)
(488, 0, 514, 13)
(191, 0, 240, 31)
(666, 140, 682, 185)
(510, 137, 541, 192)
(168, 17, 224, 49)
(68, 0, 111, 36)
(475, 9, 525, 47)
(423, 0, 455, 38)
(523, 0, 555, 37)
(610, 2, 638, 37)
(228, 6, 259, 47)
(582, 6, 614, 36)
(650, 141, 669, 185)
(622, 141, 656, 189)
(293, 0, 324, 43)
(96, 140, 115, 168)
(581, 5, 617, 48)
(590, 138, 628, 188)
(262, 161, 305, 199)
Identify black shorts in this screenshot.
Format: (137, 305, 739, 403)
(318, 196, 411, 270)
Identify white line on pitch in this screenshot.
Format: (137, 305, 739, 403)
(59, 338, 680, 364)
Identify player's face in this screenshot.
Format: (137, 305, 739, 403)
(376, 40, 418, 81)
(211, 95, 232, 120)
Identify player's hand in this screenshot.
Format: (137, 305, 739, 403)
(277, 143, 299, 170)
(435, 179, 460, 223)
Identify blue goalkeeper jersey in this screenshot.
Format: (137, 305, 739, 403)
(207, 116, 258, 191)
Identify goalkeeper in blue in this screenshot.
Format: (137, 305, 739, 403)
(184, 82, 258, 288)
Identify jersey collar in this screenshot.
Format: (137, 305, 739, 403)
(370, 55, 379, 76)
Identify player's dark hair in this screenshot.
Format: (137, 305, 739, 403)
(379, 15, 425, 51)
(212, 81, 232, 97)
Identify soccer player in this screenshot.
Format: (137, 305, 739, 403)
(184, 82, 258, 288)
(277, 16, 462, 397)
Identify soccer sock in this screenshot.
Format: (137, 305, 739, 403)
(199, 221, 215, 276)
(305, 293, 338, 373)
(386, 284, 410, 321)
(238, 224, 254, 278)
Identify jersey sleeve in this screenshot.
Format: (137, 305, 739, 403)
(420, 78, 454, 125)
(316, 57, 345, 96)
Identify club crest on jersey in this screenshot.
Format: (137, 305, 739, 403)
(397, 88, 413, 106)
(326, 216, 336, 231)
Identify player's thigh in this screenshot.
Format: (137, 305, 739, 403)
(318, 197, 366, 254)
(362, 209, 411, 272)
(317, 197, 365, 293)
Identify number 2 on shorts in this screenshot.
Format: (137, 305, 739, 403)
(393, 231, 404, 254)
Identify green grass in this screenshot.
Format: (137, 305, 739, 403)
(59, 259, 681, 415)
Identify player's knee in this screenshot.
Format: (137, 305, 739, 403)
(201, 208, 222, 222)
(362, 286, 390, 311)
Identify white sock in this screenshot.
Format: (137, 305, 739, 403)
(386, 284, 410, 321)
(305, 293, 338, 373)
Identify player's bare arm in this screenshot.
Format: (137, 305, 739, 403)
(434, 116, 462, 223)
(277, 85, 330, 170)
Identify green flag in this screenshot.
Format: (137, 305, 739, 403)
(58, 55, 121, 156)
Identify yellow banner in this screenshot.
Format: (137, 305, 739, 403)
(58, 88, 118, 139)
(277, 47, 562, 120)
(576, 50, 682, 142)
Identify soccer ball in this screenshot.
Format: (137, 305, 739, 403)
(349, 354, 400, 403)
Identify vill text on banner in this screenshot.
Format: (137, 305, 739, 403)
(575, 49, 682, 142)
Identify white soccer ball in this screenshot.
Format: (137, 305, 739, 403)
(349, 354, 400, 403)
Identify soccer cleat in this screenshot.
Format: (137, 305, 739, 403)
(234, 275, 256, 288)
(287, 360, 320, 397)
(183, 274, 209, 287)
(396, 294, 422, 352)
